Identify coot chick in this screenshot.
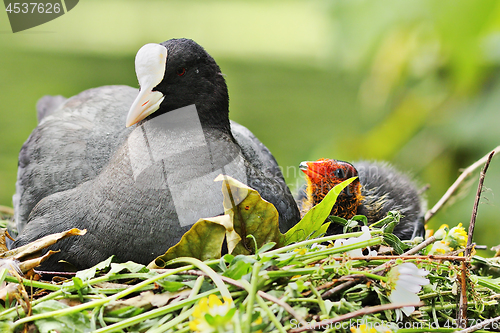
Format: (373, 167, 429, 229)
(298, 159, 425, 240)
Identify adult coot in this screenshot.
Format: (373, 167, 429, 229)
(13, 39, 300, 270)
(14, 88, 288, 234)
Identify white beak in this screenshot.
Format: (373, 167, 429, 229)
(126, 43, 167, 127)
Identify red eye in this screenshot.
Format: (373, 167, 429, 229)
(176, 67, 186, 76)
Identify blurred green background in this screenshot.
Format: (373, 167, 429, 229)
(1, 0, 499, 252)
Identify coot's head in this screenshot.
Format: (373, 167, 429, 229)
(300, 158, 363, 219)
(126, 38, 229, 129)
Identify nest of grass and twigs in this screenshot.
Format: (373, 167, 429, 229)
(0, 222, 499, 333)
(0, 147, 498, 333)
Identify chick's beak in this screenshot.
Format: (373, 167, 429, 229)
(126, 43, 167, 127)
(299, 161, 309, 172)
(300, 161, 322, 180)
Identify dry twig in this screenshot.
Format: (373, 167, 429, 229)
(344, 254, 466, 261)
(465, 151, 494, 257)
(458, 261, 468, 328)
(457, 150, 494, 328)
(321, 276, 366, 299)
(425, 146, 499, 223)
(371, 236, 438, 275)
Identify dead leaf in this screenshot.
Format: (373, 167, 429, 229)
(19, 250, 59, 274)
(2, 228, 86, 261)
(105, 289, 191, 312)
(0, 283, 19, 301)
(215, 174, 282, 255)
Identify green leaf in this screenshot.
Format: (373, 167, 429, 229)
(344, 284, 371, 302)
(155, 275, 195, 292)
(215, 175, 283, 255)
(75, 256, 114, 281)
(371, 211, 401, 233)
(72, 277, 84, 290)
(257, 242, 277, 255)
(324, 299, 334, 315)
(282, 177, 356, 246)
(344, 220, 360, 234)
(311, 222, 330, 239)
(106, 305, 144, 318)
(223, 255, 256, 280)
(223, 307, 237, 321)
(204, 313, 216, 325)
(150, 217, 227, 268)
(383, 233, 409, 255)
(329, 215, 348, 225)
(156, 280, 186, 292)
(71, 277, 86, 301)
(32, 300, 92, 333)
(0, 268, 8, 286)
(108, 261, 149, 275)
(182, 279, 215, 293)
(223, 259, 252, 281)
(0, 321, 13, 333)
(350, 215, 368, 226)
(477, 277, 500, 294)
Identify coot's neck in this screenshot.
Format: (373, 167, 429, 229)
(145, 76, 232, 135)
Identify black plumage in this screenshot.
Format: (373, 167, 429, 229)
(13, 39, 299, 270)
(355, 160, 425, 239)
(13, 86, 136, 233)
(35, 95, 67, 122)
(15, 86, 287, 234)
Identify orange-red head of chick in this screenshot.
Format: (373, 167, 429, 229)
(299, 158, 363, 219)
